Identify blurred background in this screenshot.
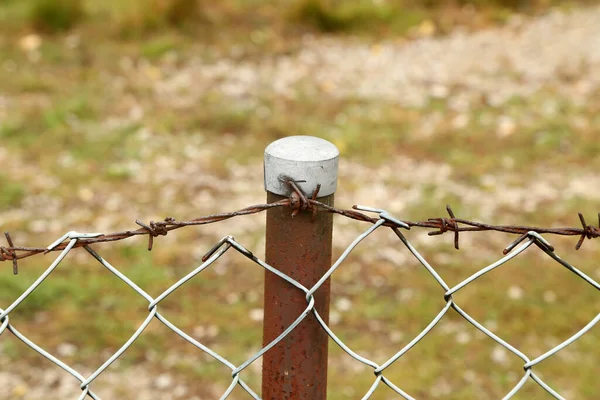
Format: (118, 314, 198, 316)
(0, 0, 599, 398)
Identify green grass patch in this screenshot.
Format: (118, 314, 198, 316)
(0, 174, 26, 210)
(14, 73, 55, 93)
(30, 0, 85, 33)
(107, 0, 205, 38)
(289, 0, 425, 35)
(140, 34, 181, 60)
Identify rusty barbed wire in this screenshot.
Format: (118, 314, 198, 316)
(1, 188, 599, 274)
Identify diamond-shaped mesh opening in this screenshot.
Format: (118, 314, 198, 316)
(0, 243, 153, 392)
(149, 248, 268, 394)
(327, 226, 456, 397)
(450, 240, 600, 395)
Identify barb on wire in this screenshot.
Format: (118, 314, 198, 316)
(427, 205, 460, 249)
(135, 219, 168, 251)
(576, 212, 600, 250)
(2, 232, 18, 275)
(1, 180, 599, 272)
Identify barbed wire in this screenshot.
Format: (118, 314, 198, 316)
(1, 181, 599, 275)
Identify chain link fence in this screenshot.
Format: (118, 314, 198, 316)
(1, 192, 599, 399)
(1, 137, 599, 399)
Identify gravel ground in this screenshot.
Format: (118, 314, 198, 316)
(156, 5, 600, 109)
(2, 5, 600, 399)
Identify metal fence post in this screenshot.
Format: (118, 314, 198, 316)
(262, 136, 339, 400)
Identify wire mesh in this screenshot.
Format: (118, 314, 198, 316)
(1, 198, 599, 399)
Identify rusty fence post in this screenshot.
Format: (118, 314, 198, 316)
(262, 136, 339, 400)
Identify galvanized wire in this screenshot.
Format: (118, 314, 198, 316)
(1, 201, 599, 399)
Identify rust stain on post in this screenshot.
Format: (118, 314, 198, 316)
(262, 191, 332, 400)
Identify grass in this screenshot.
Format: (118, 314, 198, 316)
(140, 34, 181, 60)
(30, 0, 85, 33)
(0, 0, 599, 398)
(288, 0, 426, 35)
(108, 0, 205, 38)
(0, 0, 594, 39)
(163, 89, 600, 180)
(0, 175, 25, 210)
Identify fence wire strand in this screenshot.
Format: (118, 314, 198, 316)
(2, 193, 600, 274)
(1, 185, 599, 399)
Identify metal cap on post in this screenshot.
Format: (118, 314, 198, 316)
(264, 136, 339, 197)
(262, 136, 339, 400)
